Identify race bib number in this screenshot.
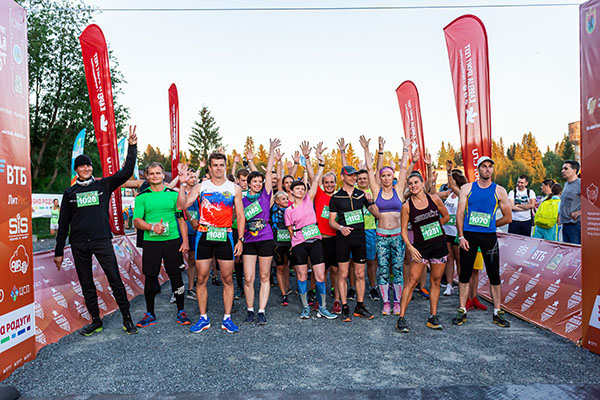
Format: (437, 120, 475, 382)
(344, 209, 364, 225)
(420, 221, 443, 241)
(244, 201, 262, 220)
(76, 191, 99, 207)
(446, 214, 456, 226)
(301, 224, 320, 240)
(149, 221, 170, 237)
(468, 211, 492, 228)
(363, 206, 372, 217)
(206, 226, 227, 242)
(321, 205, 330, 219)
(277, 229, 291, 242)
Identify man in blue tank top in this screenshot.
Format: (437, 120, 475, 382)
(453, 157, 512, 328)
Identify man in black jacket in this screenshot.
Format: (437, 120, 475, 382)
(54, 126, 138, 336)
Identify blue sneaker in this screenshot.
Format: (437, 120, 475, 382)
(177, 310, 191, 326)
(190, 316, 211, 333)
(221, 317, 239, 333)
(300, 306, 311, 319)
(317, 307, 338, 320)
(136, 312, 157, 328)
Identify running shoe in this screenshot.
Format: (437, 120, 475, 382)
(177, 310, 191, 325)
(419, 287, 430, 299)
(308, 290, 316, 306)
(317, 306, 338, 320)
(443, 284, 453, 296)
(300, 306, 311, 319)
(426, 314, 443, 330)
(369, 287, 380, 301)
(341, 306, 352, 322)
(122, 316, 138, 335)
(332, 300, 342, 315)
(396, 316, 409, 333)
(80, 319, 103, 336)
(472, 297, 488, 311)
(244, 310, 255, 323)
(221, 317, 239, 333)
(186, 289, 197, 300)
(190, 316, 211, 333)
(452, 309, 467, 326)
(466, 298, 474, 311)
(169, 293, 176, 303)
(393, 302, 401, 316)
(136, 312, 157, 328)
(257, 312, 267, 325)
(281, 295, 289, 306)
(493, 310, 511, 328)
(382, 302, 391, 316)
(286, 289, 293, 296)
(234, 288, 242, 300)
(353, 305, 374, 320)
(212, 276, 221, 286)
(347, 287, 357, 301)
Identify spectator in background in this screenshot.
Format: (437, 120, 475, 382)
(50, 198, 60, 236)
(533, 181, 562, 241)
(507, 175, 536, 237)
(560, 160, 581, 244)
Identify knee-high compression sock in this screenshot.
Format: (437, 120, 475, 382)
(297, 279, 308, 307)
(379, 283, 390, 303)
(393, 283, 402, 303)
(316, 281, 327, 308)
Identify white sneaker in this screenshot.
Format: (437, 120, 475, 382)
(443, 284, 453, 296)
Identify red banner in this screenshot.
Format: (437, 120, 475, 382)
(580, 0, 600, 355)
(169, 84, 179, 176)
(395, 81, 426, 175)
(0, 0, 36, 382)
(79, 24, 124, 235)
(444, 15, 492, 182)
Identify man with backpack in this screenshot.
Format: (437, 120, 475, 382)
(508, 175, 536, 237)
(533, 179, 561, 241)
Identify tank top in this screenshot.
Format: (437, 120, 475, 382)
(375, 188, 403, 213)
(464, 181, 498, 233)
(408, 194, 445, 247)
(198, 180, 235, 228)
(50, 207, 60, 225)
(242, 188, 274, 243)
(442, 193, 458, 236)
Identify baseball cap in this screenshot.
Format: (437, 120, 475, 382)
(341, 166, 359, 176)
(74, 154, 93, 169)
(476, 156, 494, 169)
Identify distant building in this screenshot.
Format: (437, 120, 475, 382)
(569, 121, 581, 162)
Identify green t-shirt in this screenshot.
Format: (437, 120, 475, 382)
(133, 187, 182, 241)
(362, 188, 376, 230)
(232, 189, 247, 229)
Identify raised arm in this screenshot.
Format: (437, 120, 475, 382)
(300, 141, 315, 183)
(290, 151, 300, 178)
(395, 137, 411, 200)
(176, 163, 201, 209)
(275, 149, 284, 192)
(337, 138, 348, 167)
(376, 136, 385, 174)
(359, 135, 380, 195)
(246, 148, 258, 172)
(309, 143, 327, 200)
(265, 138, 280, 194)
(230, 153, 240, 179)
(108, 125, 138, 191)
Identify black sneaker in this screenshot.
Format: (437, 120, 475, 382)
(281, 295, 289, 306)
(80, 319, 103, 336)
(452, 309, 467, 326)
(341, 305, 352, 322)
(353, 305, 374, 320)
(308, 290, 316, 306)
(369, 287, 380, 301)
(244, 310, 255, 323)
(122, 315, 139, 335)
(257, 312, 267, 325)
(396, 316, 409, 333)
(347, 287, 357, 301)
(426, 314, 443, 330)
(493, 310, 511, 328)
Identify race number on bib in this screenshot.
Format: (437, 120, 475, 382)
(301, 224, 320, 240)
(420, 221, 443, 241)
(149, 221, 170, 237)
(446, 214, 456, 226)
(277, 229, 291, 242)
(344, 209, 364, 225)
(206, 226, 227, 242)
(468, 211, 492, 228)
(76, 191, 99, 207)
(244, 201, 262, 220)
(321, 205, 330, 219)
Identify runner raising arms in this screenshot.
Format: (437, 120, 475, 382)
(178, 153, 245, 334)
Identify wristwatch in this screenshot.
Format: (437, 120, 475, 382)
(238, 237, 245, 244)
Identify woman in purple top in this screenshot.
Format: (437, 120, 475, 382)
(242, 139, 279, 325)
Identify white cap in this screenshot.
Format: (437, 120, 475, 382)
(476, 156, 494, 169)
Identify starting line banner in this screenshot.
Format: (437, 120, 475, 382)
(478, 233, 582, 343)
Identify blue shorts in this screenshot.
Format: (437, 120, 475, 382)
(365, 229, 376, 261)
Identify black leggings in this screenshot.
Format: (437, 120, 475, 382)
(144, 272, 184, 314)
(459, 231, 501, 285)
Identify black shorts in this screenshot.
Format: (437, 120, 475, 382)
(274, 243, 291, 266)
(414, 239, 449, 260)
(321, 236, 338, 268)
(291, 240, 324, 266)
(195, 231, 235, 261)
(336, 230, 366, 264)
(446, 234, 458, 246)
(243, 239, 275, 257)
(142, 238, 185, 276)
(459, 231, 500, 285)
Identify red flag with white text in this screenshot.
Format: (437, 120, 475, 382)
(444, 15, 492, 182)
(79, 24, 124, 235)
(169, 84, 179, 176)
(395, 81, 426, 175)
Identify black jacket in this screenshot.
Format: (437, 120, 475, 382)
(54, 144, 137, 256)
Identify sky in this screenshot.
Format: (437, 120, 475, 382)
(83, 0, 583, 162)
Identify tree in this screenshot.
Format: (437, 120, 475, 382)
(560, 135, 576, 161)
(256, 144, 268, 166)
(139, 145, 170, 171)
(542, 149, 563, 182)
(189, 106, 222, 166)
(21, 0, 129, 192)
(243, 136, 255, 157)
(516, 132, 546, 185)
(436, 141, 448, 168)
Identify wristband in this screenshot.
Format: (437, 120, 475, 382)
(458, 236, 465, 241)
(378, 151, 384, 155)
(318, 163, 325, 167)
(294, 162, 299, 165)
(151, 223, 156, 232)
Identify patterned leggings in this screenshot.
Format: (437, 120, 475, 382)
(376, 234, 405, 286)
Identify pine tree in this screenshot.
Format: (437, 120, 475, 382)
(437, 141, 448, 167)
(561, 135, 576, 161)
(517, 132, 546, 185)
(189, 106, 223, 167)
(256, 144, 268, 165)
(542, 150, 563, 182)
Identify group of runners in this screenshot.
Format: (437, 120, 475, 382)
(54, 127, 518, 336)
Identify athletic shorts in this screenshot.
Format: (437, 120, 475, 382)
(460, 232, 500, 285)
(321, 236, 338, 269)
(195, 231, 235, 261)
(446, 234, 458, 246)
(417, 255, 448, 266)
(336, 230, 366, 264)
(188, 234, 197, 252)
(291, 240, 324, 266)
(365, 229, 376, 261)
(142, 238, 185, 276)
(243, 239, 275, 257)
(50, 223, 59, 230)
(273, 243, 291, 266)
(413, 240, 448, 262)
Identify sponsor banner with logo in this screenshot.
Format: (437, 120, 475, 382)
(169, 83, 179, 176)
(476, 233, 582, 343)
(580, 0, 600, 355)
(443, 15, 492, 182)
(395, 81, 427, 175)
(31, 193, 62, 218)
(31, 235, 168, 352)
(79, 24, 124, 236)
(70, 128, 86, 186)
(0, 0, 35, 382)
